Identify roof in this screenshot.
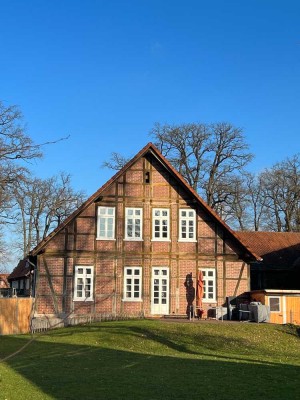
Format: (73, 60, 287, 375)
(29, 142, 261, 261)
(8, 259, 32, 280)
(236, 231, 300, 268)
(251, 289, 300, 295)
(0, 274, 9, 288)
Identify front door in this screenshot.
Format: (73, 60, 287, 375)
(151, 267, 169, 315)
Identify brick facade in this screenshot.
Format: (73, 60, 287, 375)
(32, 144, 257, 319)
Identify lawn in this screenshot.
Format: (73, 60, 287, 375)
(0, 319, 299, 400)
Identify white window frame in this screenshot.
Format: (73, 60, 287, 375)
(97, 206, 115, 240)
(201, 268, 216, 302)
(152, 208, 170, 241)
(269, 296, 281, 312)
(179, 209, 196, 242)
(73, 266, 94, 302)
(125, 207, 143, 240)
(123, 267, 142, 301)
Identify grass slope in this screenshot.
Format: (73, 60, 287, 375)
(0, 320, 299, 400)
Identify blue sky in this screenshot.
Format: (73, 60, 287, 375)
(1, 0, 300, 197)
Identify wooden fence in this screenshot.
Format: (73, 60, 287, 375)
(0, 298, 33, 335)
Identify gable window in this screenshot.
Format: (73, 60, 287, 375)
(201, 269, 216, 302)
(179, 209, 196, 241)
(269, 296, 280, 312)
(152, 208, 170, 241)
(74, 266, 94, 301)
(123, 267, 142, 301)
(97, 206, 115, 239)
(125, 208, 143, 240)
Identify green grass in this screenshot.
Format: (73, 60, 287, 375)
(0, 319, 299, 400)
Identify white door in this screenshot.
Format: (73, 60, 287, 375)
(151, 267, 169, 315)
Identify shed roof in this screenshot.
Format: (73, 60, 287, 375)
(236, 231, 300, 268)
(8, 259, 31, 280)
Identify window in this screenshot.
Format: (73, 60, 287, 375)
(152, 208, 170, 240)
(125, 208, 143, 240)
(97, 206, 115, 239)
(123, 267, 142, 301)
(269, 296, 280, 312)
(179, 209, 196, 241)
(12, 281, 18, 289)
(74, 266, 94, 301)
(201, 269, 216, 302)
(145, 171, 151, 184)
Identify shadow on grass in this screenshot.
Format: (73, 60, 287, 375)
(46, 321, 299, 366)
(0, 332, 299, 400)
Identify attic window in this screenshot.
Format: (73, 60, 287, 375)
(145, 171, 150, 184)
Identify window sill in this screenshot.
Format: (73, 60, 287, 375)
(96, 238, 116, 241)
(151, 239, 171, 242)
(73, 299, 94, 302)
(178, 239, 197, 243)
(122, 299, 143, 302)
(124, 239, 144, 242)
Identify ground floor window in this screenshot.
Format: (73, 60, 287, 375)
(201, 268, 216, 302)
(269, 296, 280, 312)
(74, 266, 94, 301)
(123, 267, 142, 301)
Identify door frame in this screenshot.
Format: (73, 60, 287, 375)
(151, 266, 170, 315)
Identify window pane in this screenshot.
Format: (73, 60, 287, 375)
(270, 297, 280, 311)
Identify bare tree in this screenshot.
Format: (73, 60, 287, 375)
(13, 173, 86, 256)
(0, 101, 69, 222)
(150, 122, 253, 213)
(259, 154, 300, 232)
(102, 152, 131, 171)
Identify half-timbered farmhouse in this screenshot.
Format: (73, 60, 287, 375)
(26, 143, 260, 323)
